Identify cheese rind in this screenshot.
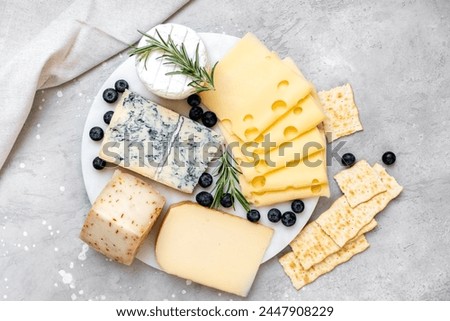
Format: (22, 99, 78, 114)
(201, 33, 312, 141)
(80, 169, 165, 265)
(155, 202, 273, 297)
(99, 91, 223, 193)
(135, 23, 208, 99)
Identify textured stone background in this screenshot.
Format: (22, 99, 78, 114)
(1, 0, 449, 300)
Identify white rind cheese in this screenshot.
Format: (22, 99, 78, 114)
(135, 23, 208, 100)
(99, 91, 223, 193)
(80, 169, 165, 265)
(155, 202, 274, 297)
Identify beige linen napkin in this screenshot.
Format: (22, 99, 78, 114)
(0, 0, 189, 171)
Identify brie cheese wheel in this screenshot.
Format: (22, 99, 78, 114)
(135, 23, 208, 100)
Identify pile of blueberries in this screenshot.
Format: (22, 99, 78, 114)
(90, 79, 129, 170)
(186, 94, 217, 127)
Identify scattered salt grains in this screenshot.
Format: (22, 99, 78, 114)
(54, 283, 58, 287)
(56, 230, 60, 234)
(56, 91, 63, 98)
(48, 225, 52, 231)
(181, 290, 187, 295)
(4, 278, 7, 282)
(23, 231, 27, 237)
(78, 93, 83, 97)
(218, 293, 222, 297)
(19, 163, 25, 169)
(71, 294, 77, 301)
(78, 290, 84, 295)
(58, 270, 73, 285)
(36, 134, 40, 140)
(185, 280, 192, 286)
(54, 247, 58, 252)
(37, 123, 41, 128)
(38, 106, 42, 110)
(171, 294, 176, 298)
(78, 244, 89, 261)
(41, 98, 45, 102)
(24, 246, 29, 251)
(59, 186, 65, 192)
(3, 295, 7, 299)
(100, 295, 106, 300)
(50, 232, 54, 236)
(69, 262, 74, 269)
(42, 220, 47, 225)
(32, 244, 36, 248)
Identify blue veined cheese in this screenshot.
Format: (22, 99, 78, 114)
(99, 91, 223, 193)
(157, 117, 223, 192)
(135, 23, 208, 100)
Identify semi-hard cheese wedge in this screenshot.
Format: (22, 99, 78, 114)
(201, 33, 312, 142)
(135, 23, 208, 99)
(155, 202, 273, 297)
(80, 169, 165, 265)
(99, 91, 223, 193)
(239, 150, 328, 195)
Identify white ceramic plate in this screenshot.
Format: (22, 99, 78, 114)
(81, 32, 319, 268)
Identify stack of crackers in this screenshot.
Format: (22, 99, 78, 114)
(279, 160, 403, 290)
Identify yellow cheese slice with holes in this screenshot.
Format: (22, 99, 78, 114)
(239, 150, 328, 195)
(236, 127, 326, 182)
(247, 183, 330, 206)
(201, 33, 312, 142)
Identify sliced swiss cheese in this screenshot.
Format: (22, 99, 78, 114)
(237, 127, 325, 182)
(239, 150, 328, 195)
(155, 202, 273, 297)
(247, 183, 330, 206)
(201, 33, 312, 142)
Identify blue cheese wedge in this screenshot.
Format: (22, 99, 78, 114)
(135, 23, 208, 99)
(80, 169, 165, 265)
(99, 91, 223, 193)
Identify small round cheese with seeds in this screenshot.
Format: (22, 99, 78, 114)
(135, 23, 208, 100)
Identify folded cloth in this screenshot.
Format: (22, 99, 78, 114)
(0, 0, 189, 171)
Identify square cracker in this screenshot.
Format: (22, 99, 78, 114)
(317, 164, 402, 247)
(334, 160, 387, 208)
(289, 221, 340, 270)
(280, 236, 370, 290)
(318, 83, 363, 142)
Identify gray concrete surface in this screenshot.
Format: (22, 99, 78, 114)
(1, 0, 449, 300)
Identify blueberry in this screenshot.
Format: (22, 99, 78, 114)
(220, 193, 234, 208)
(382, 151, 396, 165)
(247, 209, 261, 223)
(189, 106, 204, 121)
(92, 157, 106, 170)
(187, 94, 201, 107)
(89, 126, 104, 141)
(202, 111, 217, 128)
(196, 191, 213, 207)
(103, 111, 114, 125)
(114, 79, 129, 93)
(341, 153, 356, 167)
(291, 199, 305, 213)
(267, 208, 282, 223)
(198, 172, 213, 188)
(103, 88, 118, 103)
(281, 211, 297, 227)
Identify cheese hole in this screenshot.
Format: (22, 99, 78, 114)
(271, 100, 287, 112)
(243, 114, 253, 122)
(251, 176, 266, 189)
(311, 184, 322, 194)
(265, 55, 272, 60)
(256, 159, 268, 171)
(221, 119, 232, 130)
(283, 126, 298, 140)
(293, 107, 303, 115)
(245, 127, 259, 140)
(277, 80, 289, 89)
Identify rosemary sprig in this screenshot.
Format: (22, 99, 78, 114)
(211, 150, 251, 213)
(129, 30, 217, 93)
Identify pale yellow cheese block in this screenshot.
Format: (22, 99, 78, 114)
(240, 150, 328, 195)
(201, 33, 312, 142)
(155, 202, 274, 297)
(235, 127, 325, 182)
(279, 236, 370, 290)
